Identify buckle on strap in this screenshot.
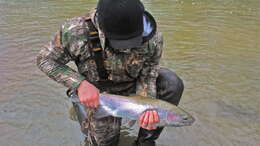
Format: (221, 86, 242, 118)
(89, 31, 98, 35)
(92, 48, 102, 52)
(88, 31, 99, 40)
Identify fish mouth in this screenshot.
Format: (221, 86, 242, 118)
(166, 112, 195, 126)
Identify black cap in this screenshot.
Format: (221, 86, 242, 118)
(97, 0, 144, 48)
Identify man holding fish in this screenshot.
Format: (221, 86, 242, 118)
(37, 0, 186, 145)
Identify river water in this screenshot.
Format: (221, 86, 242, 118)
(0, 0, 259, 146)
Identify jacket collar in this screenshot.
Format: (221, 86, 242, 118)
(90, 10, 106, 49)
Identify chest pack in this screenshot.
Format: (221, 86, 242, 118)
(85, 17, 108, 80)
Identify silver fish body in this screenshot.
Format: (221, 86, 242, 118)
(69, 93, 195, 127)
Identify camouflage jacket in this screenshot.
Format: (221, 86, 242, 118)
(37, 9, 163, 98)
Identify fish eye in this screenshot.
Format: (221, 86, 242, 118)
(183, 116, 189, 121)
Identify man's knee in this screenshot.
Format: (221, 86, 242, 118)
(156, 68, 184, 106)
(82, 116, 121, 146)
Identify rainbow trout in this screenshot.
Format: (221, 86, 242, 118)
(69, 93, 195, 127)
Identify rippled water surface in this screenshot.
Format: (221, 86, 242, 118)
(0, 0, 259, 146)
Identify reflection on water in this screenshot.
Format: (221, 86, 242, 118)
(0, 0, 259, 145)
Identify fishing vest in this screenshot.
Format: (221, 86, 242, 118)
(84, 13, 108, 80)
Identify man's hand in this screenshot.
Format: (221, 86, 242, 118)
(77, 80, 100, 108)
(139, 110, 159, 130)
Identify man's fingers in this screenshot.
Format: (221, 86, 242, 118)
(80, 98, 87, 106)
(148, 111, 154, 124)
(92, 93, 99, 108)
(89, 96, 95, 107)
(88, 102, 94, 107)
(85, 101, 90, 107)
(94, 100, 99, 108)
(147, 111, 157, 130)
(142, 124, 156, 130)
(139, 110, 159, 130)
(148, 125, 156, 130)
(87, 94, 96, 107)
(153, 110, 159, 123)
(143, 126, 151, 130)
(93, 102, 97, 108)
(142, 112, 149, 128)
(95, 96, 100, 106)
(144, 110, 158, 130)
(139, 112, 145, 125)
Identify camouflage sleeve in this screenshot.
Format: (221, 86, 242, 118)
(36, 18, 86, 89)
(136, 32, 163, 98)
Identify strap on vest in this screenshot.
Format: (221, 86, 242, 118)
(85, 19, 108, 80)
